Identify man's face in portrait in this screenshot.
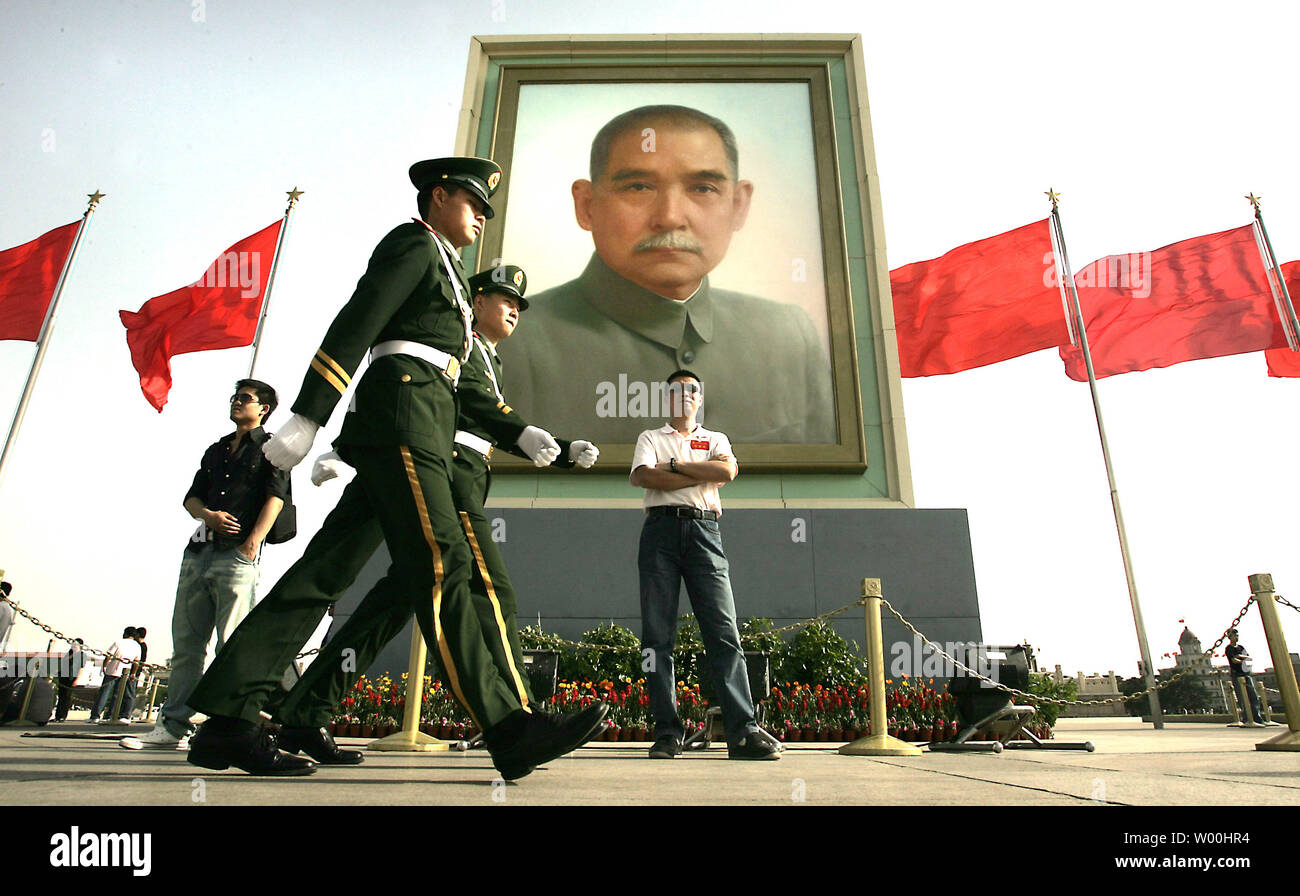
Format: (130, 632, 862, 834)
(572, 122, 753, 301)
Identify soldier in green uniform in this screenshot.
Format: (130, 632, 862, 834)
(275, 264, 599, 729)
(185, 158, 606, 780)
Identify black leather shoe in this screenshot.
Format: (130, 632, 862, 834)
(555, 702, 612, 748)
(648, 735, 684, 759)
(277, 725, 364, 765)
(485, 701, 610, 782)
(727, 727, 783, 761)
(187, 719, 317, 776)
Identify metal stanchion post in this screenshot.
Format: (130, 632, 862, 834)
(1236, 678, 1260, 727)
(367, 629, 449, 752)
(1249, 574, 1300, 751)
(840, 579, 922, 757)
(145, 676, 161, 723)
(15, 653, 40, 726)
(1224, 683, 1241, 725)
(1255, 681, 1274, 725)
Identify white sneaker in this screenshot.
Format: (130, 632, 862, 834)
(120, 726, 189, 750)
(116, 718, 132, 725)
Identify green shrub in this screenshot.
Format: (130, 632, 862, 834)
(565, 622, 641, 685)
(773, 621, 866, 687)
(1025, 672, 1077, 727)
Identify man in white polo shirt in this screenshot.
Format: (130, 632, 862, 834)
(629, 369, 780, 761)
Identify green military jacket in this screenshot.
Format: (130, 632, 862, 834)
(289, 221, 474, 453)
(455, 333, 574, 471)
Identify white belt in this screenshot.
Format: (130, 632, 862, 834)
(370, 340, 462, 384)
(454, 430, 493, 460)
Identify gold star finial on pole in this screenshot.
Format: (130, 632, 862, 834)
(1045, 188, 1061, 210)
(286, 186, 304, 211)
(86, 189, 106, 211)
(1246, 193, 1262, 214)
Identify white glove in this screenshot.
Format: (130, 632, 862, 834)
(516, 425, 561, 467)
(263, 413, 320, 471)
(310, 450, 348, 486)
(569, 440, 599, 469)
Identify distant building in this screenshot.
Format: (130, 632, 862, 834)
(1053, 666, 1127, 718)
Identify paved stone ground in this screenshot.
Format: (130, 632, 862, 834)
(3, 715, 1297, 807)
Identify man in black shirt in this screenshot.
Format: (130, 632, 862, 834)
(121, 379, 288, 751)
(1225, 628, 1266, 724)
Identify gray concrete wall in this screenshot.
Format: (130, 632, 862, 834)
(320, 508, 983, 680)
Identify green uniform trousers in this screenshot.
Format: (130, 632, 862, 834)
(186, 442, 523, 732)
(266, 448, 536, 728)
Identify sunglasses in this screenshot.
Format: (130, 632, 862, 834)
(229, 393, 264, 406)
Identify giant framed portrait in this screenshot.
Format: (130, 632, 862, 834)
(458, 36, 910, 498)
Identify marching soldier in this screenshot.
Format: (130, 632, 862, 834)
(184, 158, 607, 780)
(282, 265, 600, 726)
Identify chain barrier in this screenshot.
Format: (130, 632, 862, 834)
(0, 593, 169, 673)
(1276, 594, 1299, 614)
(524, 596, 873, 654)
(0, 592, 321, 674)
(879, 594, 1257, 707)
(2, 582, 1275, 701)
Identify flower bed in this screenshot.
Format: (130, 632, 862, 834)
(326, 672, 1057, 742)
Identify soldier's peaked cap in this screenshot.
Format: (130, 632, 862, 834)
(409, 157, 502, 219)
(468, 265, 528, 311)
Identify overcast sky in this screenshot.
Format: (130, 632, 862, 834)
(1, 1, 1297, 682)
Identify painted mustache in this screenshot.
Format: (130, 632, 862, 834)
(634, 232, 702, 253)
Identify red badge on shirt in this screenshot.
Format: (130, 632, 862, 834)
(690, 439, 710, 450)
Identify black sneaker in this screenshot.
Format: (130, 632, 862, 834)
(728, 728, 782, 760)
(648, 735, 683, 759)
(277, 725, 364, 765)
(187, 719, 317, 776)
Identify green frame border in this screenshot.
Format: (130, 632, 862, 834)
(457, 35, 912, 508)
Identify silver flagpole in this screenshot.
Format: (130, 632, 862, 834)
(0, 190, 105, 493)
(1047, 189, 1164, 728)
(247, 187, 303, 379)
(1246, 193, 1300, 350)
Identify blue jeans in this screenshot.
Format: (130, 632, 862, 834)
(89, 674, 135, 720)
(638, 514, 757, 744)
(1233, 673, 1266, 723)
(160, 544, 259, 737)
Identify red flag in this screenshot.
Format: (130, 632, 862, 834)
(890, 218, 1069, 377)
(1060, 225, 1286, 381)
(0, 222, 80, 342)
(1264, 260, 1300, 377)
(120, 220, 282, 411)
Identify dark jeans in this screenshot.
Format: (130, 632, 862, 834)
(55, 678, 75, 720)
(1232, 673, 1265, 723)
(638, 513, 757, 744)
(90, 674, 136, 720)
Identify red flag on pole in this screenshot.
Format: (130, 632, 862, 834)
(890, 218, 1069, 377)
(1264, 260, 1300, 377)
(1060, 225, 1287, 381)
(0, 222, 80, 342)
(120, 220, 283, 411)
